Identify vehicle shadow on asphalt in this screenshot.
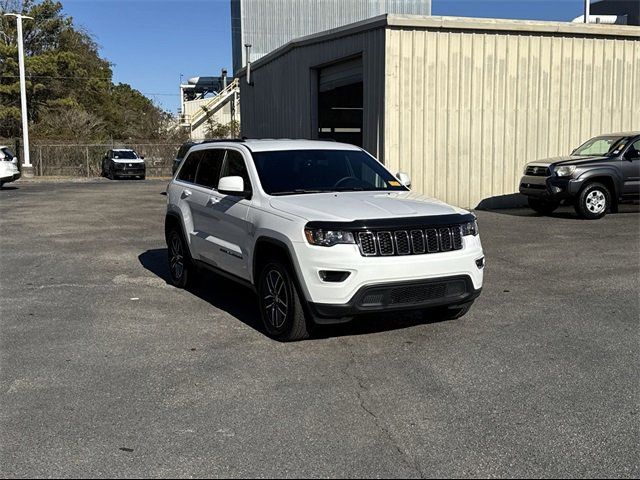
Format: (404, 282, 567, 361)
(139, 248, 446, 340)
(483, 203, 640, 218)
(0, 186, 19, 191)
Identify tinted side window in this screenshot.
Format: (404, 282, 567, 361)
(221, 150, 251, 191)
(177, 151, 202, 183)
(177, 143, 192, 159)
(195, 149, 225, 188)
(630, 140, 640, 159)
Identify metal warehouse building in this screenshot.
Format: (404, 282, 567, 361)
(238, 15, 640, 208)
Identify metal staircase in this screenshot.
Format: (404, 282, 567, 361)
(180, 79, 239, 131)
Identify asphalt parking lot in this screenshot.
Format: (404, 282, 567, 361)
(1, 179, 638, 478)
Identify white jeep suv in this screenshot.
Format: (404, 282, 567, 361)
(165, 140, 484, 341)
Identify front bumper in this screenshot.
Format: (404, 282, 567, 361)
(519, 175, 582, 199)
(0, 171, 20, 183)
(291, 234, 484, 306)
(309, 275, 482, 322)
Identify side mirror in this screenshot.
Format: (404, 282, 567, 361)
(396, 171, 412, 188)
(140, 155, 145, 159)
(218, 176, 251, 198)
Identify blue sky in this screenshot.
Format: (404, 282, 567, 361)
(61, 0, 587, 114)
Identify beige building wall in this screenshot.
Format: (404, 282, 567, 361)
(384, 17, 640, 207)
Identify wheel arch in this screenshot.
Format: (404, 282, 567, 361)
(575, 170, 621, 200)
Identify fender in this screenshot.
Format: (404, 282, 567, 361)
(165, 209, 196, 260)
(571, 168, 623, 198)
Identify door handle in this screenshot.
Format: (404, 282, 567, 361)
(207, 196, 220, 206)
(182, 189, 192, 198)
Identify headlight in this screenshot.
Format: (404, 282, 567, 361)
(555, 165, 576, 177)
(461, 220, 478, 236)
(304, 228, 355, 247)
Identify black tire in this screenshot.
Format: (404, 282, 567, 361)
(140, 174, 146, 180)
(528, 197, 559, 215)
(574, 182, 610, 220)
(167, 227, 193, 288)
(108, 166, 115, 180)
(423, 301, 474, 321)
(258, 260, 311, 341)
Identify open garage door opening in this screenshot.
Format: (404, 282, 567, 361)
(317, 57, 363, 147)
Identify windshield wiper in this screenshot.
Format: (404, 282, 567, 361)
(270, 189, 328, 196)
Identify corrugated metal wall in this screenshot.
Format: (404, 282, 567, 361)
(233, 0, 431, 73)
(385, 26, 640, 208)
(240, 27, 387, 158)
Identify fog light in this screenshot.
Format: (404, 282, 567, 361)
(475, 257, 485, 269)
(551, 186, 563, 194)
(319, 270, 351, 283)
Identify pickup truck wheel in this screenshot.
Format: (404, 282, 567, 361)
(258, 261, 310, 341)
(528, 197, 559, 215)
(167, 228, 193, 288)
(575, 182, 610, 219)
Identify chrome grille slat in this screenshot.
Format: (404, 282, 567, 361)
(410, 230, 425, 254)
(425, 229, 439, 253)
(358, 232, 377, 256)
(439, 227, 453, 251)
(394, 231, 411, 255)
(377, 232, 394, 256)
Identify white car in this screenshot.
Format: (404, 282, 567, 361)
(101, 148, 146, 180)
(165, 140, 484, 341)
(0, 146, 20, 187)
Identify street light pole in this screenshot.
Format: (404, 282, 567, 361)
(4, 13, 34, 169)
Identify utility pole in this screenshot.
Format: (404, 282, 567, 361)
(4, 13, 34, 171)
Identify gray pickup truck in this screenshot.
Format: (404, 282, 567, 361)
(520, 132, 640, 219)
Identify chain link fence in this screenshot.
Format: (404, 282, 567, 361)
(0, 139, 180, 177)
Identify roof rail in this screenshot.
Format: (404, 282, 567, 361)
(200, 138, 245, 144)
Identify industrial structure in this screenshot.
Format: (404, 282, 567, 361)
(238, 14, 640, 208)
(230, 0, 431, 74)
(179, 72, 240, 140)
(573, 0, 640, 25)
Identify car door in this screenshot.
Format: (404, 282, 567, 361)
(187, 148, 227, 266)
(621, 138, 640, 197)
(208, 148, 254, 280)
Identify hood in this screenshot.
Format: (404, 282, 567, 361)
(112, 158, 144, 164)
(269, 191, 467, 222)
(528, 155, 609, 167)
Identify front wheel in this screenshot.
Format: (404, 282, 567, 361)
(167, 228, 193, 288)
(258, 261, 311, 341)
(528, 197, 559, 215)
(575, 182, 610, 219)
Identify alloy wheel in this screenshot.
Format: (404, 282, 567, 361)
(586, 190, 606, 214)
(263, 269, 288, 329)
(169, 233, 184, 281)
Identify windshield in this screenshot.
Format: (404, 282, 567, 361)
(573, 136, 628, 157)
(113, 150, 138, 159)
(252, 149, 408, 195)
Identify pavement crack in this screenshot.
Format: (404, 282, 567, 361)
(340, 340, 426, 479)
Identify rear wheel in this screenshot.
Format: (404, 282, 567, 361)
(167, 228, 193, 288)
(528, 197, 559, 215)
(575, 182, 610, 219)
(258, 260, 310, 341)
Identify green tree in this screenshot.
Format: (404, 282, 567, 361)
(0, 0, 170, 140)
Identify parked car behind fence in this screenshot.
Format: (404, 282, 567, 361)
(0, 140, 182, 177)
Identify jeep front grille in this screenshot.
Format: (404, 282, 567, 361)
(357, 226, 464, 257)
